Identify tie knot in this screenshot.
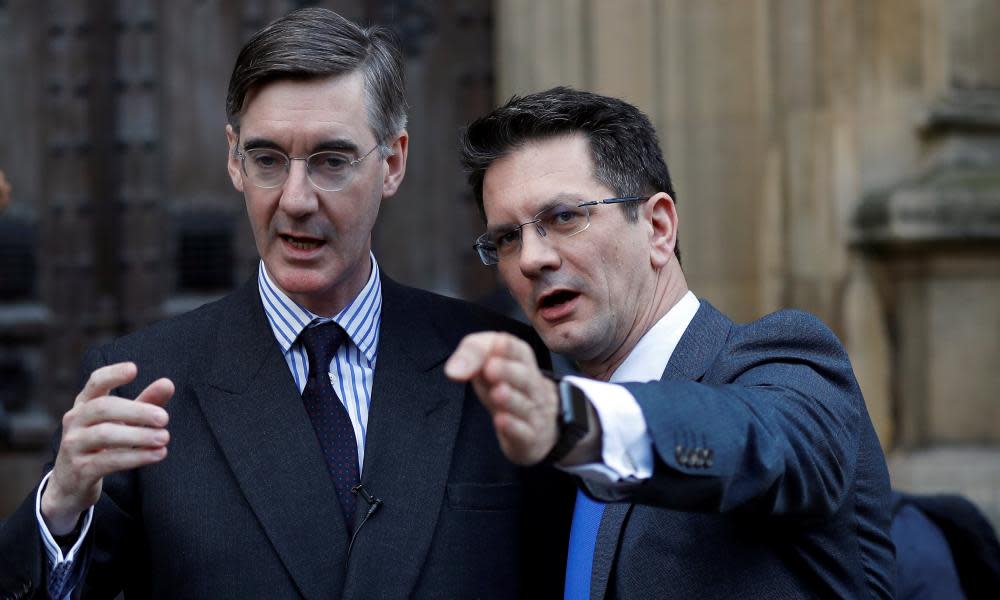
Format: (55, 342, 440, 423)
(300, 321, 346, 379)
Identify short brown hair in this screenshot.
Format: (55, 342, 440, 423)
(226, 7, 407, 145)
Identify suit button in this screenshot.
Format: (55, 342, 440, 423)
(688, 448, 701, 467)
(9, 580, 31, 599)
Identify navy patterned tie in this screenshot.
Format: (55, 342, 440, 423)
(299, 321, 360, 528)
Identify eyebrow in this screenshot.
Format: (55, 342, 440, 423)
(485, 193, 585, 235)
(240, 137, 362, 154)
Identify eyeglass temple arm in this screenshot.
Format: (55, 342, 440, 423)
(592, 195, 646, 206)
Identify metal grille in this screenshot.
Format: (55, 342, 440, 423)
(0, 219, 37, 301)
(175, 212, 235, 292)
(0, 357, 30, 413)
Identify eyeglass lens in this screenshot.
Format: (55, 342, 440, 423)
(476, 203, 591, 265)
(242, 148, 365, 191)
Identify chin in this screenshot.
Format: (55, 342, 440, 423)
(536, 328, 581, 359)
(541, 321, 608, 363)
(272, 267, 334, 295)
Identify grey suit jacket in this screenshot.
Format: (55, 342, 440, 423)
(582, 301, 895, 599)
(0, 275, 573, 599)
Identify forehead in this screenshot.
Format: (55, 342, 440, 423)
(481, 133, 609, 222)
(238, 72, 374, 147)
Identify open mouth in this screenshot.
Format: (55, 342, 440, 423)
(538, 289, 579, 310)
(280, 234, 324, 251)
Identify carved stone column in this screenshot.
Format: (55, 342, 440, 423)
(851, 1, 1000, 527)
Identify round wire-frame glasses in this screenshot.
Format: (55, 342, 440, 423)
(237, 144, 383, 192)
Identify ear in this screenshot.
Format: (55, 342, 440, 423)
(381, 130, 409, 198)
(646, 192, 678, 269)
(225, 124, 245, 193)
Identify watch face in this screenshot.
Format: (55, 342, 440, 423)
(542, 379, 591, 465)
(559, 379, 590, 435)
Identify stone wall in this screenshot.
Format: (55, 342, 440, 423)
(496, 0, 1000, 528)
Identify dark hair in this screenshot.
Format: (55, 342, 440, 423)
(226, 7, 407, 147)
(461, 86, 679, 261)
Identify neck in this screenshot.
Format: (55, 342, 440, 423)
(577, 266, 688, 382)
(268, 251, 374, 319)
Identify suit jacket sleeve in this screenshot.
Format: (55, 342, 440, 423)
(0, 481, 47, 600)
(0, 347, 117, 600)
(583, 310, 868, 520)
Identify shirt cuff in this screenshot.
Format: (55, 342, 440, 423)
(36, 470, 94, 565)
(558, 376, 654, 485)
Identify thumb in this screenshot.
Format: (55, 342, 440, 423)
(135, 377, 175, 408)
(445, 332, 501, 381)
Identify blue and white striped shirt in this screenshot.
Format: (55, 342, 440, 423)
(39, 253, 383, 599)
(257, 253, 382, 471)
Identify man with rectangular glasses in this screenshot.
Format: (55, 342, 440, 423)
(446, 87, 896, 598)
(0, 9, 569, 599)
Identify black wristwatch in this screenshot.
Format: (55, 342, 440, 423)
(541, 378, 591, 465)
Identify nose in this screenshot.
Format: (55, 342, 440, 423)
(518, 224, 560, 277)
(277, 159, 319, 217)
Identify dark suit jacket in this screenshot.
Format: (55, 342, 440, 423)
(892, 491, 1000, 600)
(0, 275, 573, 599)
(581, 301, 895, 599)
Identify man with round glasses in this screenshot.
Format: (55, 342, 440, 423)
(235, 143, 383, 192)
(446, 87, 895, 598)
(0, 8, 568, 599)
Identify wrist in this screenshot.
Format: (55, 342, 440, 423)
(41, 479, 85, 536)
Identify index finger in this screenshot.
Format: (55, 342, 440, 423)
(78, 362, 138, 404)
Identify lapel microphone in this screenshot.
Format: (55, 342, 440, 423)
(348, 483, 383, 555)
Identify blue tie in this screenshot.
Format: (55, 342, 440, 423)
(300, 321, 360, 529)
(564, 489, 606, 599)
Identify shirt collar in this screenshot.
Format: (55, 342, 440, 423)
(257, 253, 382, 364)
(611, 290, 700, 383)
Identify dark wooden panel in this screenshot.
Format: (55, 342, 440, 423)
(368, 0, 497, 300)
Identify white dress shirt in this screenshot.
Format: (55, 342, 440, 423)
(258, 254, 381, 471)
(562, 291, 700, 484)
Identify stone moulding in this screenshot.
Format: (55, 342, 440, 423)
(852, 171, 1000, 248)
(852, 90, 1000, 249)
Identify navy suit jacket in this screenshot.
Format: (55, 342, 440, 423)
(0, 275, 573, 599)
(581, 301, 895, 599)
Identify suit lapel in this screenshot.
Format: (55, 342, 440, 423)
(590, 300, 732, 598)
(341, 277, 466, 598)
(660, 300, 731, 383)
(590, 502, 630, 600)
(192, 280, 347, 600)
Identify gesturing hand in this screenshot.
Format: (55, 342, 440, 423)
(0, 169, 11, 212)
(445, 332, 560, 465)
(41, 362, 174, 535)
